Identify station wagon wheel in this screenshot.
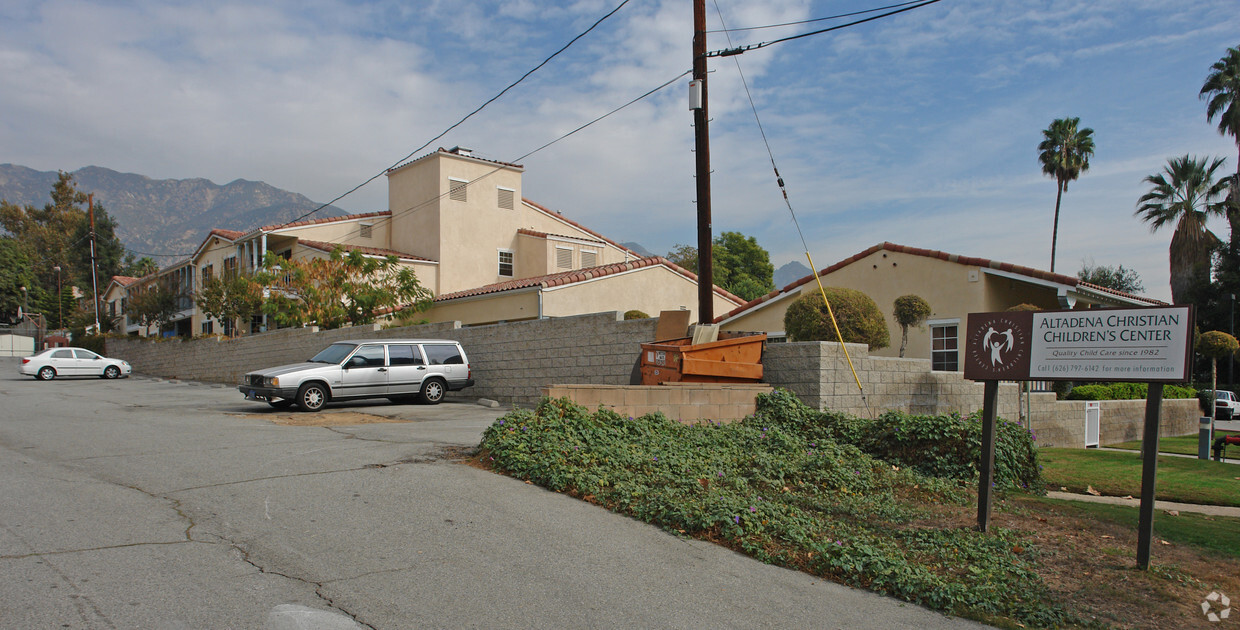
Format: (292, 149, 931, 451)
(419, 378, 446, 405)
(102, 365, 121, 379)
(37, 366, 56, 381)
(296, 383, 328, 412)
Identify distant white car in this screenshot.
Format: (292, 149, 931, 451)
(20, 347, 132, 381)
(1216, 390, 1240, 420)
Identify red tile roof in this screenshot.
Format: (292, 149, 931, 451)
(208, 228, 245, 240)
(521, 199, 641, 258)
(298, 239, 437, 263)
(516, 227, 605, 244)
(261, 210, 391, 233)
(435, 256, 744, 303)
(713, 242, 1164, 323)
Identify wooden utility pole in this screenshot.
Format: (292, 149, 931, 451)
(89, 193, 101, 332)
(693, 0, 713, 323)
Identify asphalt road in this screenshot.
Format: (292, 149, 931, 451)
(0, 358, 984, 629)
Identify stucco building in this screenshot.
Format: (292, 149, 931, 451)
(716, 242, 1162, 371)
(108, 147, 740, 335)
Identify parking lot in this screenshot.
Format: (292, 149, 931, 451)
(0, 359, 979, 629)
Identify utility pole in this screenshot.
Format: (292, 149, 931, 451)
(89, 194, 101, 333)
(692, 0, 713, 324)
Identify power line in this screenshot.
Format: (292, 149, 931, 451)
(706, 0, 943, 58)
(707, 0, 927, 34)
(274, 0, 633, 231)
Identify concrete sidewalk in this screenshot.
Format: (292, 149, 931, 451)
(1046, 491, 1240, 517)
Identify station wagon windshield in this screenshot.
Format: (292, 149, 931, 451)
(309, 343, 358, 364)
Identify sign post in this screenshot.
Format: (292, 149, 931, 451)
(963, 306, 1193, 563)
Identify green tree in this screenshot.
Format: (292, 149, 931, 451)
(1201, 46, 1240, 221)
(1135, 155, 1230, 304)
(1077, 260, 1145, 294)
(69, 202, 129, 288)
(0, 238, 36, 322)
(257, 248, 433, 330)
(783, 288, 889, 349)
(665, 232, 775, 301)
(124, 257, 159, 278)
(1196, 330, 1239, 424)
(892, 294, 932, 358)
(195, 274, 265, 337)
(126, 282, 182, 336)
(1038, 117, 1096, 272)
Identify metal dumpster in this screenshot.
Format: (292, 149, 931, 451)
(639, 333, 766, 385)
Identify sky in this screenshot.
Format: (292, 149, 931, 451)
(2, 0, 1238, 303)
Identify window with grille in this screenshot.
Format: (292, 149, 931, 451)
(581, 249, 597, 268)
(359, 223, 373, 239)
(931, 323, 959, 371)
(497, 187, 515, 210)
(498, 250, 514, 277)
(449, 178, 468, 202)
(556, 247, 573, 269)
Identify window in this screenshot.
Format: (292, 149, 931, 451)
(389, 344, 425, 366)
(498, 250, 514, 277)
(349, 344, 387, 367)
(202, 321, 214, 335)
(556, 247, 573, 270)
(497, 187, 515, 210)
(359, 223, 373, 239)
(202, 264, 213, 284)
(449, 178, 468, 202)
(51, 349, 73, 359)
(424, 344, 463, 365)
(581, 249, 597, 268)
(931, 322, 959, 372)
(223, 257, 238, 280)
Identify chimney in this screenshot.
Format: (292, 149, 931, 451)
(448, 146, 473, 157)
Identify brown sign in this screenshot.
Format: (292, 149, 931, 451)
(964, 306, 1193, 383)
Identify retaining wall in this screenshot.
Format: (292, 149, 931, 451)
(104, 314, 1201, 447)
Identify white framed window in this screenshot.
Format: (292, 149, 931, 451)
(556, 246, 573, 270)
(929, 319, 960, 372)
(498, 250, 514, 277)
(580, 249, 597, 268)
(497, 187, 515, 210)
(449, 178, 469, 202)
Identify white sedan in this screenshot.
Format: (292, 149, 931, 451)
(19, 347, 133, 380)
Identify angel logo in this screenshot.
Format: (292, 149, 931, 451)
(982, 327, 1014, 366)
(964, 312, 1032, 381)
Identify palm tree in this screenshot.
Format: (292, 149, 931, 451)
(1038, 117, 1095, 272)
(1134, 155, 1230, 304)
(1200, 46, 1240, 245)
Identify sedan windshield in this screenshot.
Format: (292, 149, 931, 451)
(309, 343, 358, 365)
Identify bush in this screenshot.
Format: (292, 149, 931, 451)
(76, 334, 107, 355)
(1066, 382, 1197, 401)
(478, 392, 1069, 627)
(623, 310, 650, 320)
(783, 288, 889, 349)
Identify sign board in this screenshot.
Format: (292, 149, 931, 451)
(963, 306, 1193, 383)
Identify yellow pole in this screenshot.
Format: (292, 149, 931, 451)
(805, 252, 870, 416)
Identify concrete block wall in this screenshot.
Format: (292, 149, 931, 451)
(107, 312, 657, 407)
(107, 318, 1204, 448)
(541, 383, 773, 423)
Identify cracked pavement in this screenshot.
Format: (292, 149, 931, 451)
(0, 359, 985, 629)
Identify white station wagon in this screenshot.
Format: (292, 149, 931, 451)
(239, 339, 474, 412)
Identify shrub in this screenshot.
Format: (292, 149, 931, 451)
(623, 310, 650, 320)
(1066, 382, 1196, 401)
(783, 288, 889, 349)
(76, 334, 107, 355)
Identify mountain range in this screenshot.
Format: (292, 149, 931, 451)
(0, 164, 347, 261)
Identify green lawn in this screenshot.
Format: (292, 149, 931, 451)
(1107, 429, 1238, 456)
(1039, 447, 1240, 507)
(1019, 495, 1240, 560)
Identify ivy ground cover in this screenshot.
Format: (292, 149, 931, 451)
(478, 390, 1075, 628)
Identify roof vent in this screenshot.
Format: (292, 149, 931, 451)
(448, 146, 473, 157)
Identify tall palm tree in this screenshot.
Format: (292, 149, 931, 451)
(1200, 46, 1240, 246)
(1135, 155, 1230, 304)
(1038, 117, 1095, 272)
